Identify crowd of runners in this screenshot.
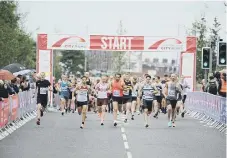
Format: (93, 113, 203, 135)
(35, 72, 190, 129)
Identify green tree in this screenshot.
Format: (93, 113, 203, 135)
(0, 1, 35, 68)
(112, 20, 127, 73)
(209, 17, 221, 71)
(188, 16, 208, 81)
(60, 50, 85, 75)
(53, 50, 62, 80)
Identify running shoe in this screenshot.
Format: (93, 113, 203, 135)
(168, 121, 172, 127)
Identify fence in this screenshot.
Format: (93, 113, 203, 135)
(0, 90, 37, 140)
(185, 92, 226, 133)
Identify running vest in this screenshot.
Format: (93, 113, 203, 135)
(132, 83, 139, 97)
(166, 82, 178, 100)
(77, 85, 88, 102)
(112, 81, 123, 97)
(96, 83, 108, 99)
(123, 80, 132, 96)
(220, 79, 226, 93)
(155, 82, 162, 96)
(60, 81, 69, 97)
(142, 83, 155, 101)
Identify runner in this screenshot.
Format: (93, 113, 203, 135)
(69, 79, 77, 113)
(95, 75, 109, 125)
(59, 75, 70, 116)
(140, 75, 158, 128)
(179, 75, 190, 117)
(123, 73, 133, 123)
(35, 72, 51, 125)
(131, 76, 139, 120)
(153, 76, 162, 118)
(76, 76, 90, 129)
(110, 73, 124, 127)
(163, 74, 182, 127)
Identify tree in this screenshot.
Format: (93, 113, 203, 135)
(53, 50, 62, 80)
(60, 50, 85, 75)
(188, 16, 208, 81)
(209, 17, 221, 71)
(112, 20, 127, 73)
(0, 1, 36, 68)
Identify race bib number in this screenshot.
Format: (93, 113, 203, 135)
(144, 90, 153, 99)
(40, 87, 47, 94)
(79, 90, 87, 96)
(132, 91, 137, 97)
(168, 90, 175, 96)
(123, 90, 129, 95)
(98, 91, 107, 98)
(77, 90, 87, 102)
(113, 90, 120, 97)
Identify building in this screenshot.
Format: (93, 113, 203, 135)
(142, 57, 179, 77)
(86, 50, 114, 72)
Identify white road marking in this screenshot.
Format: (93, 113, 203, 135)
(122, 133, 127, 141)
(127, 152, 132, 158)
(121, 127, 125, 132)
(124, 142, 129, 149)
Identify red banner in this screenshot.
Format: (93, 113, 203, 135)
(11, 95, 19, 121)
(0, 99, 10, 127)
(90, 35, 144, 51)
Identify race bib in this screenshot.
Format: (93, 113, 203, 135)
(98, 91, 107, 98)
(168, 90, 175, 96)
(132, 91, 137, 97)
(79, 90, 87, 96)
(40, 87, 47, 94)
(123, 90, 129, 95)
(113, 90, 120, 97)
(77, 90, 87, 102)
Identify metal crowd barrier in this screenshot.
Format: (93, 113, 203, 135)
(0, 90, 37, 140)
(185, 92, 226, 134)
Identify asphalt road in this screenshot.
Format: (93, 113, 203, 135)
(0, 111, 226, 158)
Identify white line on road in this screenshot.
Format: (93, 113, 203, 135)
(122, 133, 127, 141)
(124, 142, 129, 149)
(127, 152, 132, 158)
(121, 127, 125, 133)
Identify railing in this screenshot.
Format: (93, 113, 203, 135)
(0, 90, 37, 140)
(185, 92, 226, 133)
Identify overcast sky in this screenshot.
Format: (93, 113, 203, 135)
(18, 0, 226, 59)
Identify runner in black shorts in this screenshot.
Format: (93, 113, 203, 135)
(36, 72, 51, 125)
(122, 73, 133, 123)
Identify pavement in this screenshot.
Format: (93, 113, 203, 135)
(0, 111, 226, 158)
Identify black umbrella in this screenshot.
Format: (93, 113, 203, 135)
(2, 63, 26, 73)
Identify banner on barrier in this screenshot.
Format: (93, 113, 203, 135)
(0, 91, 37, 129)
(185, 92, 226, 124)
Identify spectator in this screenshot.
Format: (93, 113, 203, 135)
(4, 80, 15, 95)
(205, 75, 218, 95)
(0, 80, 9, 100)
(218, 73, 226, 98)
(11, 78, 19, 93)
(20, 76, 30, 91)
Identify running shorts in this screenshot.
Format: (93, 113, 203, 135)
(143, 99, 153, 111)
(155, 96, 162, 104)
(37, 96, 48, 108)
(77, 101, 88, 107)
(132, 97, 137, 102)
(122, 96, 132, 104)
(166, 99, 177, 109)
(97, 98, 108, 106)
(112, 96, 123, 104)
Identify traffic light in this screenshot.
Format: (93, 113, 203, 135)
(201, 47, 211, 69)
(217, 42, 226, 66)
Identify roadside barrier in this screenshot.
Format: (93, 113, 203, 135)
(0, 90, 37, 140)
(185, 92, 226, 134)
